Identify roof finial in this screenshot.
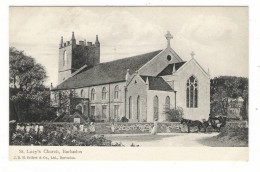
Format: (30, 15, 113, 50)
(59, 36, 63, 48)
(165, 31, 173, 48)
(190, 51, 195, 58)
(95, 35, 100, 45)
(72, 32, 75, 40)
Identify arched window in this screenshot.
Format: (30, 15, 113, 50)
(80, 89, 84, 97)
(63, 51, 67, 66)
(137, 96, 141, 121)
(91, 88, 95, 101)
(129, 96, 132, 119)
(102, 87, 106, 100)
(114, 85, 119, 99)
(76, 104, 83, 114)
(165, 96, 170, 112)
(186, 76, 198, 108)
(153, 95, 159, 121)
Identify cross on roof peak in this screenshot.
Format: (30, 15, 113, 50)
(165, 31, 173, 48)
(190, 51, 195, 58)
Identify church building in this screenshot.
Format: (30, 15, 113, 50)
(51, 31, 210, 122)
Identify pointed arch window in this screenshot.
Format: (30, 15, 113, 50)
(129, 96, 132, 119)
(80, 89, 84, 97)
(137, 96, 141, 121)
(165, 96, 170, 112)
(91, 88, 96, 101)
(63, 51, 67, 66)
(153, 95, 159, 120)
(114, 85, 119, 99)
(102, 87, 107, 100)
(186, 76, 198, 108)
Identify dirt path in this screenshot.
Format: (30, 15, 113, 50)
(105, 133, 219, 147)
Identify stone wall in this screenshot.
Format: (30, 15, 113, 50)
(16, 121, 248, 135)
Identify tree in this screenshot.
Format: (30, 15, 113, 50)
(9, 47, 56, 122)
(210, 76, 248, 119)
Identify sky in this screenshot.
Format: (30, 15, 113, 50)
(9, 7, 248, 86)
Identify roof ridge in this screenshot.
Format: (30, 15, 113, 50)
(98, 49, 163, 66)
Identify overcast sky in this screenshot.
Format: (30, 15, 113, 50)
(9, 7, 248, 86)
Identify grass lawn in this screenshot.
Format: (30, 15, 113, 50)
(198, 126, 248, 147)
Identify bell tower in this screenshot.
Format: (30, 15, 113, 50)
(58, 32, 101, 84)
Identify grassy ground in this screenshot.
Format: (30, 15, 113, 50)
(198, 126, 248, 147)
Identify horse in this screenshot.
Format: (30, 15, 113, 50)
(208, 116, 227, 132)
(180, 118, 203, 133)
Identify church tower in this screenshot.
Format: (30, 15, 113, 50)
(58, 32, 100, 84)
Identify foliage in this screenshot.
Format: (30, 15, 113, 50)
(52, 89, 79, 115)
(210, 76, 248, 119)
(10, 122, 123, 146)
(121, 116, 129, 122)
(164, 106, 184, 122)
(9, 47, 56, 122)
(211, 125, 248, 147)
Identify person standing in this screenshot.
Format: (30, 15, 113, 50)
(90, 122, 96, 134)
(151, 118, 158, 135)
(111, 122, 115, 134)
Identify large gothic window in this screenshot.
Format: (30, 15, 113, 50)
(153, 95, 159, 120)
(102, 87, 107, 100)
(63, 51, 67, 66)
(91, 88, 95, 101)
(186, 76, 198, 108)
(114, 85, 119, 99)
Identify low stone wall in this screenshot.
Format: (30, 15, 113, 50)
(14, 121, 248, 134)
(225, 121, 248, 128)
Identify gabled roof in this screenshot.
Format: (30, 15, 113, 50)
(140, 76, 174, 91)
(157, 62, 186, 76)
(176, 58, 210, 79)
(53, 50, 162, 90)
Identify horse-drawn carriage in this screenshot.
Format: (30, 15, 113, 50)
(180, 115, 227, 133)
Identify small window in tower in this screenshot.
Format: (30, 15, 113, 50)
(167, 55, 172, 61)
(63, 51, 67, 66)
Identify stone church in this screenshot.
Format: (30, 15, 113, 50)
(51, 31, 210, 122)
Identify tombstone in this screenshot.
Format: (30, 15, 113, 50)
(16, 125, 20, 131)
(25, 125, 31, 133)
(20, 126, 24, 131)
(74, 118, 80, 123)
(34, 125, 39, 132)
(39, 125, 44, 132)
(79, 125, 84, 131)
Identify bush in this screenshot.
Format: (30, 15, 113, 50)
(10, 122, 122, 146)
(121, 116, 129, 122)
(165, 107, 184, 122)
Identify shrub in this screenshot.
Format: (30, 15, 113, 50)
(10, 122, 122, 146)
(165, 106, 184, 122)
(121, 116, 129, 122)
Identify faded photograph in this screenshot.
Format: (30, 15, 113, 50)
(9, 7, 248, 148)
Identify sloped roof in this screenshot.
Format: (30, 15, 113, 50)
(157, 62, 186, 76)
(54, 111, 87, 123)
(53, 50, 162, 90)
(140, 76, 174, 91)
